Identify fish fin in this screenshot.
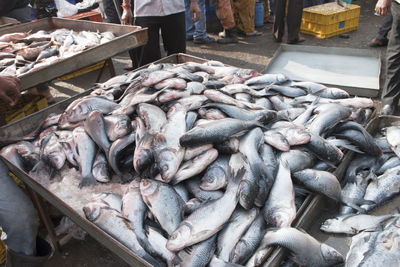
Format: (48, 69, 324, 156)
(329, 139, 364, 154)
(170, 255, 182, 266)
(361, 226, 380, 233)
(183, 246, 193, 254)
(340, 198, 367, 214)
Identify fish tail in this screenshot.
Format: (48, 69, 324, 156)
(227, 164, 247, 194)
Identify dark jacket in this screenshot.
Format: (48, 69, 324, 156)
(0, 0, 30, 17)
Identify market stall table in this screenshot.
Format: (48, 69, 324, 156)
(0, 17, 148, 91)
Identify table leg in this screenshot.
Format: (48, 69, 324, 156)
(26, 187, 61, 253)
(107, 58, 116, 77)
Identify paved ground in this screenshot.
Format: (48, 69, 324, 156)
(34, 0, 388, 266)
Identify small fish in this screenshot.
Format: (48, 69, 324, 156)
(321, 214, 398, 234)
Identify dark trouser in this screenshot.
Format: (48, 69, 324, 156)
(131, 12, 186, 69)
(5, 6, 31, 23)
(382, 2, 400, 107)
(273, 0, 303, 42)
(102, 0, 122, 24)
(376, 13, 393, 41)
(0, 160, 39, 256)
(102, 0, 136, 63)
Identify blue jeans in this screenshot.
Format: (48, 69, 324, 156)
(185, 0, 208, 40)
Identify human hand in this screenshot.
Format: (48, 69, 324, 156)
(375, 0, 391, 16)
(0, 76, 20, 106)
(121, 8, 133, 25)
(190, 0, 201, 22)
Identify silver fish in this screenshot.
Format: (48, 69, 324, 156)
(140, 179, 184, 235)
(166, 159, 245, 251)
(262, 160, 296, 227)
(216, 207, 258, 261)
(253, 227, 344, 267)
(320, 214, 398, 234)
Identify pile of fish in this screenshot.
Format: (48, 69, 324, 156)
(0, 28, 115, 76)
(317, 121, 400, 266)
(0, 60, 381, 266)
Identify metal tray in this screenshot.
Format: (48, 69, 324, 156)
(271, 115, 400, 263)
(0, 53, 363, 267)
(263, 45, 381, 98)
(0, 17, 148, 91)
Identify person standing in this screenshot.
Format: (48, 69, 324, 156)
(376, 0, 400, 114)
(215, 0, 239, 43)
(130, 0, 201, 68)
(273, 0, 305, 44)
(233, 0, 262, 36)
(185, 0, 216, 44)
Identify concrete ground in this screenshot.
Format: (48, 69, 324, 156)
(31, 0, 388, 266)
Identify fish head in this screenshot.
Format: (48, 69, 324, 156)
(133, 148, 154, 173)
(286, 129, 311, 145)
(67, 105, 85, 123)
(320, 243, 344, 265)
(166, 224, 192, 251)
(200, 166, 226, 190)
(156, 148, 180, 182)
(272, 212, 292, 228)
(83, 202, 104, 222)
(139, 179, 159, 197)
(110, 120, 131, 141)
(50, 150, 66, 170)
(320, 218, 345, 233)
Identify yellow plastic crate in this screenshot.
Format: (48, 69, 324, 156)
(301, 3, 360, 38)
(0, 94, 48, 126)
(301, 17, 359, 38)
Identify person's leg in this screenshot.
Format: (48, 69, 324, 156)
(287, 0, 304, 43)
(102, 0, 122, 24)
(193, 0, 213, 41)
(233, 0, 256, 34)
(161, 12, 187, 55)
(215, 0, 236, 30)
(247, 0, 257, 33)
(273, 0, 286, 42)
(5, 6, 31, 23)
(0, 160, 39, 256)
(377, 13, 393, 40)
(131, 16, 162, 68)
(185, 0, 195, 40)
(215, 0, 238, 43)
(382, 3, 400, 114)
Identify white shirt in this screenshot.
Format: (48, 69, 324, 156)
(134, 0, 185, 17)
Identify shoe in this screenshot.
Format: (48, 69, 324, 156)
(369, 38, 388, 47)
(245, 31, 262, 37)
(193, 37, 216, 44)
(381, 104, 395, 115)
(186, 36, 194, 41)
(264, 17, 274, 24)
(287, 37, 306, 44)
(123, 65, 135, 71)
(217, 28, 238, 44)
